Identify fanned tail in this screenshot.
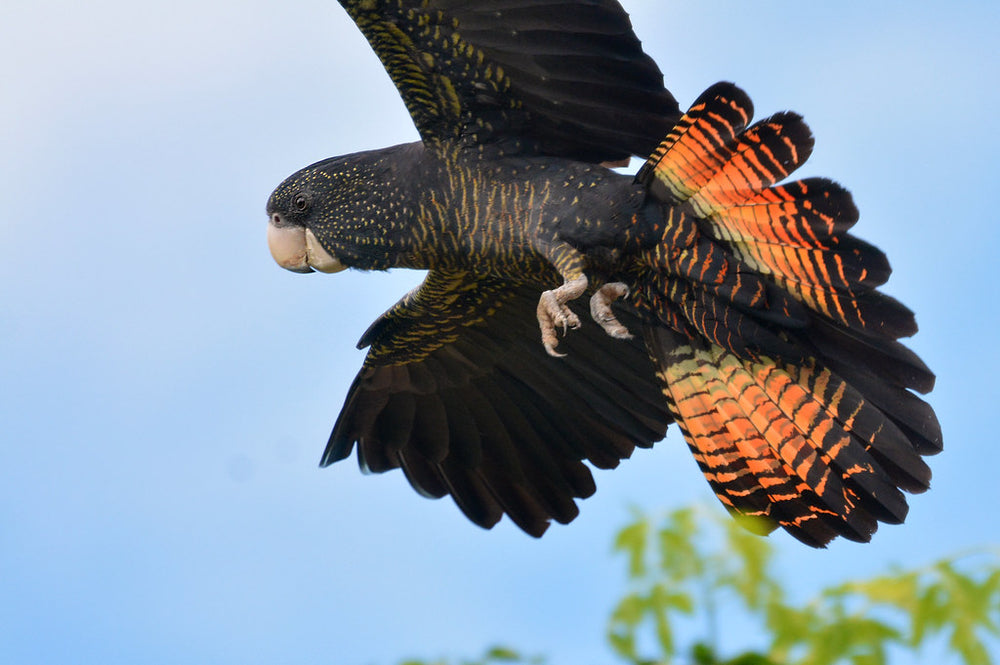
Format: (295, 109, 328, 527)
(632, 82, 941, 546)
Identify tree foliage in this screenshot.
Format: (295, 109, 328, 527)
(398, 506, 1000, 665)
(397, 645, 544, 665)
(611, 506, 1000, 665)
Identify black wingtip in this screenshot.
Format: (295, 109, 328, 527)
(319, 434, 354, 468)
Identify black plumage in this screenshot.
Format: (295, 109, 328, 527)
(265, 1, 941, 545)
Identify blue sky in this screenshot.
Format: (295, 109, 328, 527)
(2, 1, 998, 663)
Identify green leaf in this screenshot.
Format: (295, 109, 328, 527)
(691, 641, 716, 664)
(614, 514, 651, 579)
(483, 646, 522, 662)
(723, 652, 780, 665)
(656, 507, 702, 582)
(830, 571, 919, 611)
(765, 601, 819, 661)
(913, 582, 949, 644)
(647, 581, 687, 611)
(949, 623, 993, 665)
(607, 629, 637, 661)
(717, 514, 781, 611)
(611, 592, 646, 626)
(653, 606, 675, 657)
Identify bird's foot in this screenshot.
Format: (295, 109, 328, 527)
(537, 275, 588, 357)
(590, 282, 633, 340)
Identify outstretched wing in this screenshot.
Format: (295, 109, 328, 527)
(337, 0, 679, 162)
(323, 270, 673, 536)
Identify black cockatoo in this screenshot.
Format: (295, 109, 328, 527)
(266, 0, 941, 546)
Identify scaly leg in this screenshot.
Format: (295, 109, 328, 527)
(538, 275, 588, 357)
(590, 282, 633, 340)
(535, 240, 589, 357)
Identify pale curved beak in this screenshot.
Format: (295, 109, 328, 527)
(267, 219, 346, 274)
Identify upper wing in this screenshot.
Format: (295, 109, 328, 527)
(323, 269, 673, 535)
(338, 0, 680, 162)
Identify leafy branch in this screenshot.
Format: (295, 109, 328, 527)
(609, 506, 1000, 665)
(395, 506, 1000, 665)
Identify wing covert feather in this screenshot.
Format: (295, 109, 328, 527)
(337, 0, 679, 161)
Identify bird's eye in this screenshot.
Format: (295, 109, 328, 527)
(293, 192, 310, 212)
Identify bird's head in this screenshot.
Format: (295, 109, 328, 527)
(266, 161, 349, 274)
(266, 143, 422, 274)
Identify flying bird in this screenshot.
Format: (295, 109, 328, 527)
(266, 0, 941, 547)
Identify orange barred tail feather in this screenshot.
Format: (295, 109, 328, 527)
(633, 82, 941, 546)
(644, 327, 925, 546)
(636, 82, 914, 342)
